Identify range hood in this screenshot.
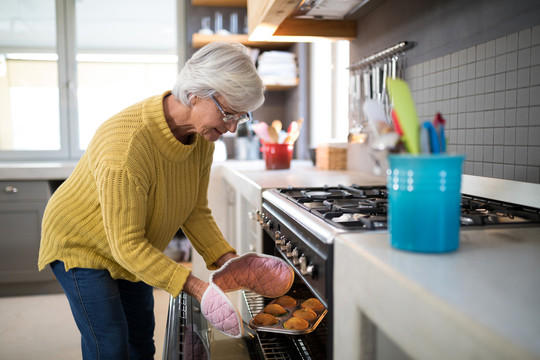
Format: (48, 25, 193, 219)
(248, 0, 370, 42)
(293, 0, 370, 19)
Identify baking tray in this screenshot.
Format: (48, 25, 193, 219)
(248, 297, 327, 335)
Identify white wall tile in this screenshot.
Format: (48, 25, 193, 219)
(517, 88, 530, 107)
(494, 109, 505, 126)
(474, 162, 483, 175)
(505, 108, 516, 126)
(527, 146, 540, 165)
(494, 127, 504, 144)
(517, 68, 531, 87)
(530, 86, 540, 106)
(516, 146, 528, 164)
(532, 45, 540, 66)
(505, 89, 517, 108)
(515, 165, 527, 181)
(493, 163, 503, 178)
(507, 52, 518, 71)
(496, 36, 507, 55)
(486, 57, 496, 75)
(529, 127, 540, 146)
(517, 107, 529, 126)
(484, 145, 494, 161)
(519, 28, 531, 49)
(483, 162, 493, 177)
(530, 106, 540, 125)
(494, 91, 506, 109)
(503, 164, 515, 179)
(504, 128, 516, 145)
(507, 32, 519, 52)
(484, 110, 494, 127)
(486, 40, 496, 58)
(532, 25, 540, 45)
(496, 54, 507, 73)
(518, 48, 531, 68)
(527, 167, 539, 182)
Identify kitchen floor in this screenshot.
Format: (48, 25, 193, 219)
(0, 285, 174, 360)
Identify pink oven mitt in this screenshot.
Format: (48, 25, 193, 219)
(210, 252, 294, 298)
(201, 283, 243, 338)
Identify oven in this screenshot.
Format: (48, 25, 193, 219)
(163, 183, 540, 360)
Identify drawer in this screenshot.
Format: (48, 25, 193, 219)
(0, 181, 51, 202)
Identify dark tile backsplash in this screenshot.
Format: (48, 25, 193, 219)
(406, 25, 540, 183)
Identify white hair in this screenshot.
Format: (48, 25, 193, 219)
(172, 42, 265, 112)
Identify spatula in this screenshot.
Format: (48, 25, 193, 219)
(386, 78, 420, 154)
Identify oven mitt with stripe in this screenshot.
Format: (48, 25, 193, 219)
(201, 283, 243, 338)
(210, 252, 294, 298)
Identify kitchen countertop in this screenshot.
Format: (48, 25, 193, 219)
(218, 159, 386, 189)
(0, 162, 77, 180)
(334, 227, 540, 360)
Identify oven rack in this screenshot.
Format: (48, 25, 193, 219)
(243, 290, 328, 360)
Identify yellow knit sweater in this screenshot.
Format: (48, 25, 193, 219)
(38, 91, 235, 297)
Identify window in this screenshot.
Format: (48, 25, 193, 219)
(0, 1, 60, 153)
(309, 40, 350, 148)
(0, 0, 179, 160)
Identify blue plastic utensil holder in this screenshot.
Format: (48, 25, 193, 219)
(387, 154, 465, 253)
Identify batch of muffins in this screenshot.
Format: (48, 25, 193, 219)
(249, 295, 327, 334)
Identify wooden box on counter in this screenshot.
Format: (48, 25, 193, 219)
(316, 143, 347, 170)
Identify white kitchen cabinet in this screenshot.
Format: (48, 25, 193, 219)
(0, 181, 55, 288)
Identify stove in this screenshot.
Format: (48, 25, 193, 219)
(267, 184, 540, 232)
(259, 183, 540, 360)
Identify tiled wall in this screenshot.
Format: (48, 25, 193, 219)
(406, 25, 540, 184)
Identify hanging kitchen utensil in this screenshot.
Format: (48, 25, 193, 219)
(363, 70, 371, 101)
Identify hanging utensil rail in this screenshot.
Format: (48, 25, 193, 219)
(348, 41, 415, 72)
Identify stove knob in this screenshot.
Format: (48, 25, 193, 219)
(285, 243, 294, 258)
(265, 220, 273, 230)
(291, 248, 300, 265)
(276, 235, 286, 246)
(280, 241, 290, 252)
(299, 255, 314, 277)
(274, 231, 281, 240)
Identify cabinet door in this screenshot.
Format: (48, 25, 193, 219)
(0, 201, 54, 283)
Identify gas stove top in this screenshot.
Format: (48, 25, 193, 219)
(272, 184, 540, 231)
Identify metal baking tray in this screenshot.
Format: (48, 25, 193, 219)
(248, 297, 327, 335)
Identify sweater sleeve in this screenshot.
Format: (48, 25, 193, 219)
(96, 166, 190, 297)
(182, 146, 236, 270)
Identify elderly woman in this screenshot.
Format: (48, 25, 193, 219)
(38, 42, 293, 359)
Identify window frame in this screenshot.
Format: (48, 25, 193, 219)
(0, 0, 186, 162)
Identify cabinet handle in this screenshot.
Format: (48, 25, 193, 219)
(4, 185, 18, 193)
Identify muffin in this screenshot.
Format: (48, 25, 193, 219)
(274, 295, 297, 307)
(292, 308, 318, 321)
(263, 303, 288, 316)
(253, 313, 279, 326)
(300, 298, 324, 312)
(283, 317, 309, 330)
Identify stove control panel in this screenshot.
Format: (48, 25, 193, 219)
(258, 204, 330, 304)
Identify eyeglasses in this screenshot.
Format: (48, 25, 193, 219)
(210, 95, 251, 125)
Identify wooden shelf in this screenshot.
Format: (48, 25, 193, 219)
(265, 83, 298, 91)
(191, 0, 246, 6)
(191, 33, 291, 49)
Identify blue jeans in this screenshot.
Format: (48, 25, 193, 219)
(50, 261, 155, 360)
